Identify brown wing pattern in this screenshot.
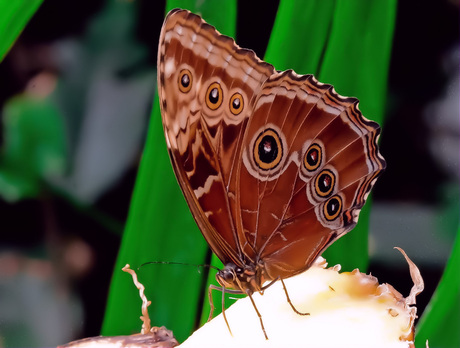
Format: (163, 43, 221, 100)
(238, 70, 386, 280)
(158, 9, 274, 265)
(158, 9, 385, 286)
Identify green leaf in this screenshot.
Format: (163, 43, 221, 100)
(101, 1, 237, 342)
(318, 0, 396, 271)
(0, 0, 43, 62)
(164, 0, 237, 37)
(266, 0, 396, 271)
(415, 227, 460, 348)
(265, 0, 336, 75)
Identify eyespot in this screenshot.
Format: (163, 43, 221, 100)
(315, 169, 335, 198)
(253, 128, 283, 170)
(324, 195, 342, 221)
(229, 93, 244, 115)
(206, 82, 223, 110)
(178, 69, 192, 93)
(304, 143, 322, 171)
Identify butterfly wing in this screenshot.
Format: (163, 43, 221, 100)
(158, 9, 275, 265)
(237, 70, 386, 279)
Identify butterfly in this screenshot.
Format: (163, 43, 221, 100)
(157, 8, 386, 339)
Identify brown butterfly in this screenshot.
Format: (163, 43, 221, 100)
(157, 9, 386, 339)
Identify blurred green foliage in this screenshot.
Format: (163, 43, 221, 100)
(0, 96, 67, 201)
(0, 0, 60, 200)
(0, 0, 155, 208)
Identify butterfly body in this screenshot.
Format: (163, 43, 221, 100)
(158, 7, 385, 307)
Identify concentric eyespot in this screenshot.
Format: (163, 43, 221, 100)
(206, 82, 223, 110)
(253, 128, 283, 170)
(304, 143, 322, 171)
(324, 195, 342, 221)
(178, 69, 192, 93)
(229, 93, 244, 115)
(315, 169, 335, 198)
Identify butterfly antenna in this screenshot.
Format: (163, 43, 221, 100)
(141, 261, 220, 272)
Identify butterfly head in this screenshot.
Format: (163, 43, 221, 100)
(216, 263, 266, 294)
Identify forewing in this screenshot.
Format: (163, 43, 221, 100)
(158, 9, 275, 264)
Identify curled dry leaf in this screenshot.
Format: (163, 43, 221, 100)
(58, 264, 178, 348)
(122, 264, 152, 334)
(394, 247, 425, 306)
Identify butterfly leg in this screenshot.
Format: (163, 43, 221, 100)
(207, 284, 233, 336)
(280, 279, 310, 316)
(246, 291, 269, 340)
(207, 285, 217, 322)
